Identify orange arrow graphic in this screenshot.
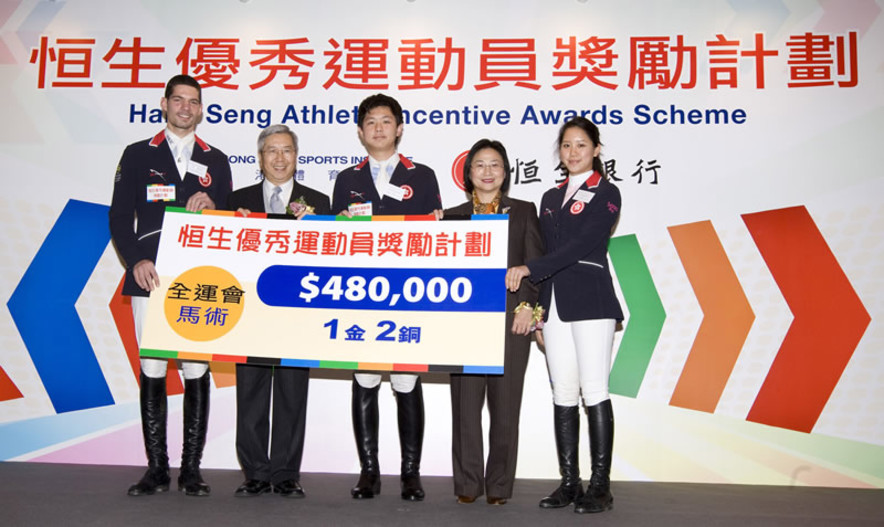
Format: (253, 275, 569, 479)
(669, 220, 755, 413)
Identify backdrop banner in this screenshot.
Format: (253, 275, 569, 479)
(2, 0, 882, 488)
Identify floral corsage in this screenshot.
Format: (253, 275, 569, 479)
(286, 196, 315, 216)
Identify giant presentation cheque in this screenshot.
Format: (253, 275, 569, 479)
(139, 209, 509, 374)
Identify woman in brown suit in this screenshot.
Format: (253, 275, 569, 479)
(444, 139, 543, 505)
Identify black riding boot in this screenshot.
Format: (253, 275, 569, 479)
(351, 380, 381, 499)
(178, 370, 211, 496)
(539, 405, 584, 508)
(575, 399, 614, 514)
(128, 372, 171, 496)
(396, 378, 425, 501)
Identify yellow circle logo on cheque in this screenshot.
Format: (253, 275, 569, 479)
(163, 266, 245, 342)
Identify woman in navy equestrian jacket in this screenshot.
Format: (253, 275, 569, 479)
(505, 117, 622, 514)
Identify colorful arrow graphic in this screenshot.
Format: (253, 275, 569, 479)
(0, 367, 23, 402)
(7, 199, 114, 413)
(743, 206, 870, 433)
(608, 234, 666, 398)
(668, 220, 755, 413)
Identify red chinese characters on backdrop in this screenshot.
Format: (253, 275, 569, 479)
(102, 38, 165, 88)
(628, 35, 697, 89)
(324, 38, 389, 89)
(249, 38, 315, 90)
(398, 38, 465, 90)
(29, 32, 860, 90)
(30, 36, 96, 88)
(177, 38, 240, 89)
(787, 31, 858, 88)
(552, 36, 618, 90)
(475, 39, 540, 90)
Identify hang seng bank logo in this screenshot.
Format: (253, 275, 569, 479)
(451, 150, 469, 192)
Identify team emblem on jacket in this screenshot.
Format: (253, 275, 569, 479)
(199, 172, 212, 188)
(570, 201, 585, 215)
(401, 185, 414, 200)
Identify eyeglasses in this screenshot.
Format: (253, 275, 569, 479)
(470, 161, 503, 172)
(262, 147, 296, 158)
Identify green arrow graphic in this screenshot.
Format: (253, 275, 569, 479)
(608, 234, 666, 398)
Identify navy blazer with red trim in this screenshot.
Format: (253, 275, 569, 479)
(331, 154, 442, 215)
(527, 172, 623, 322)
(109, 130, 232, 296)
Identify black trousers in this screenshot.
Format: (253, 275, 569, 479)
(235, 363, 309, 484)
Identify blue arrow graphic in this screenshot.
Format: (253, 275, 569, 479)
(7, 199, 114, 413)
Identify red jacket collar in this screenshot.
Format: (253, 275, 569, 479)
(356, 153, 415, 171)
(149, 130, 165, 147)
(398, 153, 415, 170)
(148, 130, 211, 152)
(584, 171, 601, 189)
(194, 135, 210, 152)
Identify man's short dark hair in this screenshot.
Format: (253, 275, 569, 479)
(164, 74, 202, 102)
(357, 93, 403, 128)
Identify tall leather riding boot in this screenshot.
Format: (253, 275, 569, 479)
(351, 381, 381, 499)
(575, 399, 614, 514)
(178, 370, 211, 497)
(128, 372, 171, 496)
(539, 405, 584, 508)
(396, 378, 425, 501)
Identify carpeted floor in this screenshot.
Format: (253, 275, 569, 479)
(3, 462, 882, 526)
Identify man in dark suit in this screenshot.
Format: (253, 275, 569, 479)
(110, 74, 232, 498)
(228, 124, 330, 499)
